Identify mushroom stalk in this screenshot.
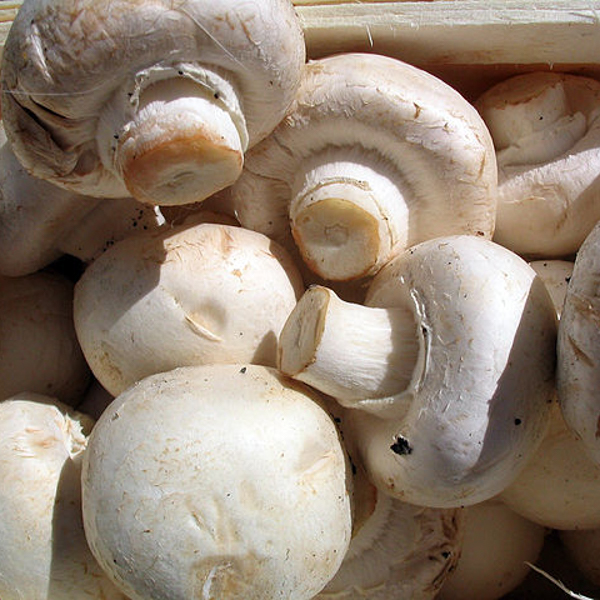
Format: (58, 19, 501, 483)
(289, 149, 409, 280)
(279, 285, 418, 408)
(97, 66, 249, 206)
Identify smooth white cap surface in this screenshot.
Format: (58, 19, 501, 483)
(82, 364, 353, 600)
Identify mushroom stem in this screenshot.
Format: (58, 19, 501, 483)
(278, 285, 418, 409)
(98, 68, 248, 206)
(289, 149, 408, 281)
(479, 78, 587, 166)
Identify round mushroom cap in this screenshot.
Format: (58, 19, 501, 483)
(227, 52, 497, 280)
(82, 364, 353, 600)
(347, 235, 557, 507)
(73, 219, 304, 396)
(475, 71, 600, 258)
(0, 271, 90, 404)
(1, 0, 305, 199)
(0, 393, 127, 600)
(557, 219, 600, 464)
(437, 499, 546, 600)
(500, 401, 600, 530)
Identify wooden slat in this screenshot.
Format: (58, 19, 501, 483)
(297, 1, 600, 65)
(0, 1, 599, 91)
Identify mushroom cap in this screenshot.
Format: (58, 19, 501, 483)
(228, 52, 497, 274)
(1, 0, 305, 198)
(0, 271, 90, 404)
(0, 393, 126, 600)
(82, 364, 353, 600)
(347, 235, 557, 507)
(437, 499, 546, 600)
(475, 71, 600, 258)
(500, 401, 600, 530)
(557, 219, 600, 464)
(74, 219, 304, 396)
(498, 259, 600, 530)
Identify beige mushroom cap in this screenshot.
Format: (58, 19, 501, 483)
(557, 219, 600, 464)
(0, 393, 127, 600)
(74, 219, 304, 396)
(1, 0, 305, 204)
(437, 499, 546, 600)
(82, 364, 353, 600)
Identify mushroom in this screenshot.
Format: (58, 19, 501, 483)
(225, 52, 497, 282)
(0, 392, 127, 599)
(278, 234, 557, 507)
(474, 71, 600, 258)
(0, 123, 165, 276)
(0, 0, 306, 206)
(315, 455, 463, 599)
(74, 218, 304, 396)
(81, 364, 353, 600)
(0, 270, 90, 404)
(437, 499, 547, 600)
(556, 219, 600, 465)
(497, 259, 600, 530)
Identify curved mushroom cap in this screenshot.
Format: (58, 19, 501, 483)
(475, 71, 600, 258)
(316, 458, 463, 600)
(437, 499, 546, 600)
(500, 401, 600, 530)
(0, 393, 127, 600)
(557, 220, 600, 464)
(227, 52, 497, 281)
(0, 271, 90, 404)
(342, 235, 556, 507)
(499, 259, 600, 530)
(82, 364, 353, 600)
(74, 220, 304, 396)
(1, 0, 305, 204)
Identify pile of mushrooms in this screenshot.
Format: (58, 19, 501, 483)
(4, 0, 600, 598)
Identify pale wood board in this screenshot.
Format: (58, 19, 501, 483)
(0, 1, 599, 69)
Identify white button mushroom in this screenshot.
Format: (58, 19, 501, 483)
(226, 52, 497, 282)
(498, 259, 600, 530)
(475, 71, 600, 258)
(437, 499, 547, 600)
(74, 219, 305, 396)
(0, 123, 165, 276)
(279, 235, 557, 507)
(0, 393, 127, 600)
(0, 0, 306, 206)
(0, 270, 90, 404)
(82, 364, 353, 600)
(557, 219, 600, 465)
